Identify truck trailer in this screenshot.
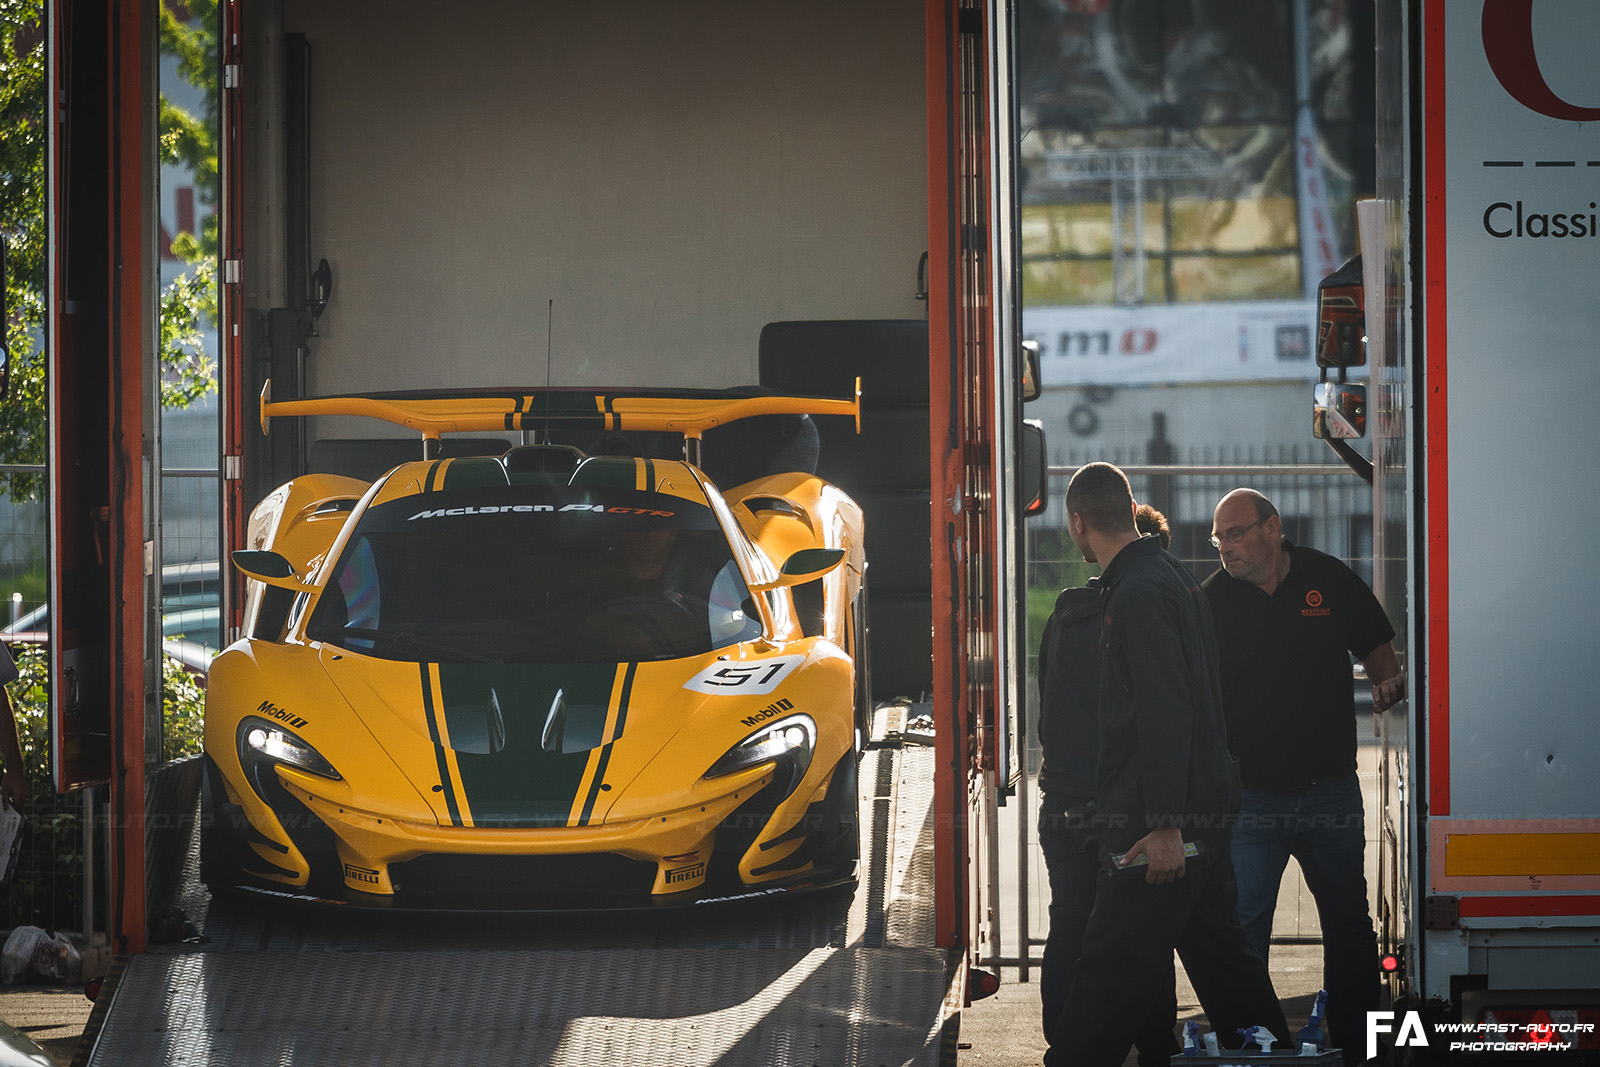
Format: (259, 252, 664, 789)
(1319, 1, 1600, 1058)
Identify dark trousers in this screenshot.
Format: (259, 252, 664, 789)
(1232, 776, 1381, 1065)
(1045, 830, 1287, 1067)
(1039, 804, 1177, 1066)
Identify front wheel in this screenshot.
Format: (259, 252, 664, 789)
(818, 750, 861, 883)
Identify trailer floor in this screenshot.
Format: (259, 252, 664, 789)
(76, 743, 956, 1066)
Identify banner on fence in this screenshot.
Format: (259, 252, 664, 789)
(1024, 299, 1321, 386)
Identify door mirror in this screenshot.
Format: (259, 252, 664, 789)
(232, 549, 315, 591)
(1020, 339, 1042, 402)
(1313, 382, 1368, 440)
(777, 547, 847, 584)
(1316, 256, 1367, 369)
(1020, 418, 1048, 517)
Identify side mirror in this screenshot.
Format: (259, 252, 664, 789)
(1020, 418, 1047, 517)
(776, 547, 847, 585)
(232, 549, 316, 592)
(1020, 339, 1042, 402)
(1313, 382, 1368, 440)
(1316, 256, 1367, 369)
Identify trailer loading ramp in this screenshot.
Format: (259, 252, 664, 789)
(78, 742, 960, 1066)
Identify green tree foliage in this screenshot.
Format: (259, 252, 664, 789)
(1, 0, 47, 500)
(1, 0, 219, 500)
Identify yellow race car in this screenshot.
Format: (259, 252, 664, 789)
(201, 383, 867, 908)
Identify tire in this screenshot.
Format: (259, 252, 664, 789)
(199, 755, 241, 890)
(819, 750, 861, 883)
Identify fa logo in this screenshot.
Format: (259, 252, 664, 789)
(1367, 1011, 1429, 1061)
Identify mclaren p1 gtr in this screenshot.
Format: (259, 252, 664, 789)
(201, 383, 868, 908)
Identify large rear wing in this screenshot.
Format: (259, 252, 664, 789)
(258, 379, 861, 458)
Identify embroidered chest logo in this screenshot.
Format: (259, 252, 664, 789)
(1303, 589, 1331, 617)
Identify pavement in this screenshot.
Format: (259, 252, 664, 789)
(0, 984, 92, 1065)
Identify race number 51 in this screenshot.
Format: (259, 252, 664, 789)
(683, 655, 803, 695)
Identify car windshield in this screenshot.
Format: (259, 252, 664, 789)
(305, 481, 763, 663)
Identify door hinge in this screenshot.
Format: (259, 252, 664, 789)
(223, 455, 243, 481)
(223, 260, 242, 284)
(224, 64, 240, 89)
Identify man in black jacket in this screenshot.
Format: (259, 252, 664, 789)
(1036, 505, 1175, 1063)
(1045, 463, 1285, 1067)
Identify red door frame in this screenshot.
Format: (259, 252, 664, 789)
(927, 0, 999, 954)
(48, 0, 153, 955)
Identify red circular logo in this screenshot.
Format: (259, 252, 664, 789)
(1306, 590, 1323, 608)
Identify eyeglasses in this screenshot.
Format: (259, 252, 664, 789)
(1209, 517, 1266, 549)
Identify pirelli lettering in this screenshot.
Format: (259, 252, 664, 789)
(344, 864, 381, 886)
(666, 863, 706, 885)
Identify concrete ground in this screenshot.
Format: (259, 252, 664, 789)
(0, 984, 93, 1065)
(957, 946, 1329, 1067)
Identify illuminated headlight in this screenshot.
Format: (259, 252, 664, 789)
(238, 717, 341, 780)
(703, 714, 815, 781)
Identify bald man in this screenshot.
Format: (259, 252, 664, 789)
(1202, 489, 1403, 1064)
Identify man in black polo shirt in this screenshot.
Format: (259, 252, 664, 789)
(1202, 488, 1404, 1064)
(1046, 465, 1286, 1067)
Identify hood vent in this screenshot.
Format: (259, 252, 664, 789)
(540, 688, 612, 754)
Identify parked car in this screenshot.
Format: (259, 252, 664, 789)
(1, 561, 220, 675)
(202, 384, 867, 908)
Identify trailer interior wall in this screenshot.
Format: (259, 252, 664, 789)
(242, 0, 928, 441)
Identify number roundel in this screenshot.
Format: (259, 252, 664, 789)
(682, 655, 804, 695)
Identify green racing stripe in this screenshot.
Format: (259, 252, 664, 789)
(433, 661, 623, 828)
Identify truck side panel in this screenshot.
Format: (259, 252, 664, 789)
(1417, 0, 1600, 1007)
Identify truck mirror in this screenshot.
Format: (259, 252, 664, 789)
(1313, 382, 1368, 440)
(1316, 256, 1367, 368)
(1020, 340, 1042, 402)
(1020, 418, 1047, 516)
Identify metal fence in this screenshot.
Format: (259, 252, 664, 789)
(0, 462, 220, 937)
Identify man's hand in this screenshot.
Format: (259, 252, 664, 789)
(1372, 674, 1407, 713)
(1119, 826, 1185, 885)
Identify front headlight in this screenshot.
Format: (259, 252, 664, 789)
(238, 716, 341, 780)
(703, 714, 815, 781)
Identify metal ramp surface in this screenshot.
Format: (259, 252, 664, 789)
(80, 745, 958, 1066)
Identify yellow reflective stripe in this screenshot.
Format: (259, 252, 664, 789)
(426, 665, 474, 828)
(1445, 833, 1600, 877)
(564, 666, 620, 826)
